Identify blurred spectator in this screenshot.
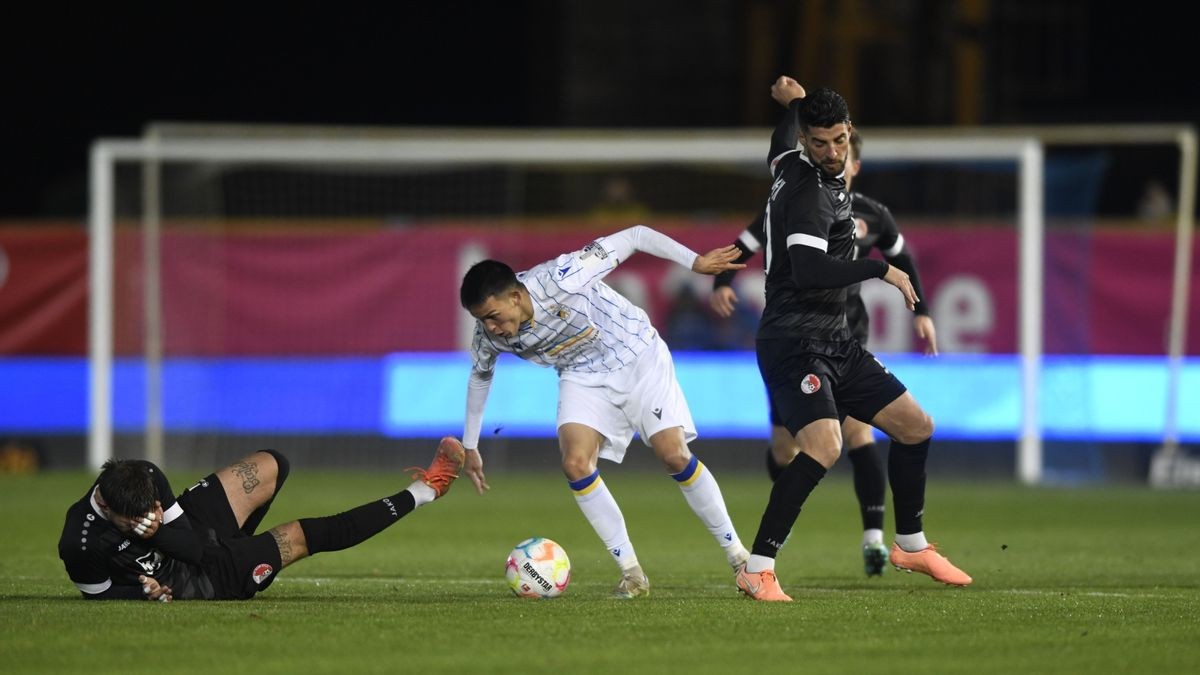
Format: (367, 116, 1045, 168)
(590, 176, 651, 224)
(1136, 180, 1174, 220)
(664, 285, 716, 350)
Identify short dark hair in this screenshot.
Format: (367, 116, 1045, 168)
(849, 128, 863, 162)
(798, 87, 851, 133)
(96, 459, 156, 518)
(460, 259, 519, 309)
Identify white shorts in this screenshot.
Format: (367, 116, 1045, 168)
(557, 336, 697, 463)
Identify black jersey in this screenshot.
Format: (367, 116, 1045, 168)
(58, 461, 214, 600)
(715, 190, 928, 324)
(758, 147, 857, 341)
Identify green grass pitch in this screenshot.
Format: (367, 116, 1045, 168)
(2, 466, 1198, 674)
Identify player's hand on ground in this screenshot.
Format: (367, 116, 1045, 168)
(883, 264, 917, 311)
(464, 448, 490, 495)
(138, 575, 172, 603)
(771, 76, 806, 107)
(710, 286, 738, 318)
(692, 245, 746, 276)
(914, 315, 939, 356)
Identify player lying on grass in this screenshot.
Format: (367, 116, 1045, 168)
(458, 225, 752, 598)
(57, 438, 465, 601)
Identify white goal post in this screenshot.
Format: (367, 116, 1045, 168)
(87, 126, 1192, 485)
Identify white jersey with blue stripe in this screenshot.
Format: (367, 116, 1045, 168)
(469, 238, 657, 375)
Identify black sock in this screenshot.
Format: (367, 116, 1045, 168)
(888, 438, 929, 535)
(846, 442, 886, 532)
(298, 490, 416, 555)
(242, 449, 291, 536)
(765, 446, 785, 482)
(751, 452, 827, 557)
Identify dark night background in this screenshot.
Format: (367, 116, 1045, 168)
(2, 0, 1197, 218)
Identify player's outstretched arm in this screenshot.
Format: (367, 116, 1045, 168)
(770, 76, 806, 107)
(914, 315, 939, 355)
(692, 245, 747, 276)
(464, 448, 489, 495)
(883, 265, 918, 311)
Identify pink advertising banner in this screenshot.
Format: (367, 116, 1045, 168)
(1, 223, 1196, 356)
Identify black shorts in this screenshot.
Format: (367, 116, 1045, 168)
(179, 475, 282, 600)
(757, 337, 906, 436)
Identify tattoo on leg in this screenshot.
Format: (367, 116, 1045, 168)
(232, 460, 261, 494)
(270, 527, 295, 566)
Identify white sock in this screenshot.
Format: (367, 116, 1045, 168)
(570, 471, 639, 571)
(407, 481, 437, 508)
(672, 458, 747, 565)
(862, 528, 884, 547)
(746, 554, 775, 574)
(895, 531, 929, 552)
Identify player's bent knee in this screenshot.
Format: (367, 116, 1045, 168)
(893, 413, 934, 445)
(259, 449, 290, 489)
(808, 445, 841, 468)
(560, 455, 595, 481)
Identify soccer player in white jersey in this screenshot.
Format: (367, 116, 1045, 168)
(458, 225, 752, 598)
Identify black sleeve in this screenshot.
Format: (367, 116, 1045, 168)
(714, 212, 766, 289)
(788, 245, 888, 289)
(869, 203, 930, 316)
(882, 248, 929, 316)
(768, 98, 804, 168)
(147, 517, 206, 565)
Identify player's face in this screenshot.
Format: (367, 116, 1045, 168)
(470, 290, 525, 339)
(800, 123, 851, 176)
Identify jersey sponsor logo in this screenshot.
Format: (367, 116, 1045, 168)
(580, 241, 608, 260)
(652, 407, 662, 420)
(557, 263, 572, 279)
(252, 563, 274, 585)
(801, 374, 821, 394)
(135, 550, 162, 574)
(769, 177, 786, 203)
(118, 539, 131, 552)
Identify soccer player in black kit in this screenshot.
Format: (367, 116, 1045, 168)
(712, 128, 939, 577)
(58, 438, 465, 601)
(732, 77, 971, 601)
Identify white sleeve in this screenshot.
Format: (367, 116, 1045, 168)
(599, 225, 698, 270)
(463, 369, 493, 450)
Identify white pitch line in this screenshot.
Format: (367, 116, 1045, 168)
(276, 577, 1177, 599)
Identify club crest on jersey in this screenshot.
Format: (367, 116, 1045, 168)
(801, 374, 821, 394)
(549, 304, 570, 321)
(580, 241, 608, 260)
(252, 563, 274, 585)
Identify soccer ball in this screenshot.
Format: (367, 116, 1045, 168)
(505, 537, 571, 598)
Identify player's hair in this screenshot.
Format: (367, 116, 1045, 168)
(798, 87, 851, 132)
(849, 129, 863, 162)
(96, 459, 156, 518)
(460, 259, 519, 308)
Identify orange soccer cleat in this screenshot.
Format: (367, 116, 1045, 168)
(889, 542, 972, 586)
(735, 565, 793, 602)
(406, 437, 466, 499)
